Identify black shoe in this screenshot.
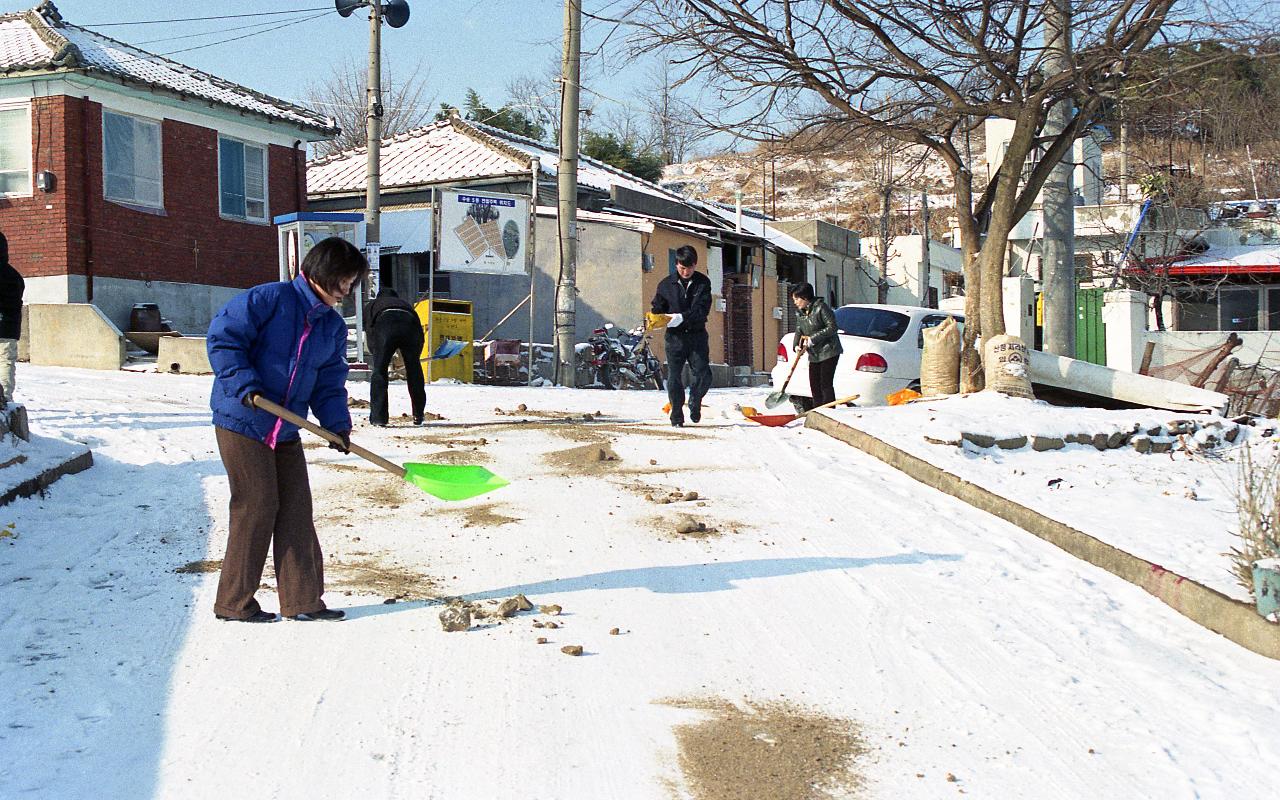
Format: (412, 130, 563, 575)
(413, 415, 424, 425)
(370, 421, 387, 428)
(216, 610, 278, 623)
(689, 404, 701, 424)
(670, 417, 684, 427)
(289, 608, 345, 622)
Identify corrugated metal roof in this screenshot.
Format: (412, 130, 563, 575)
(0, 3, 334, 134)
(308, 120, 530, 195)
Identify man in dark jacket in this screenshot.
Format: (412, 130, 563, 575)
(651, 245, 712, 426)
(365, 287, 426, 426)
(0, 232, 24, 405)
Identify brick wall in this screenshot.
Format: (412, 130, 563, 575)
(0, 94, 308, 290)
(0, 95, 72, 279)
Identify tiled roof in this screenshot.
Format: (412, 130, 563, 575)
(0, 2, 334, 134)
(308, 119, 531, 194)
(309, 114, 688, 207)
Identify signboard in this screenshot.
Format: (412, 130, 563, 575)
(366, 242, 381, 295)
(439, 189, 529, 275)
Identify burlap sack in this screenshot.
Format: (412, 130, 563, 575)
(983, 334, 1035, 399)
(920, 317, 961, 396)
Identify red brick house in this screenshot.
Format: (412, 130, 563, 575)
(0, 2, 336, 334)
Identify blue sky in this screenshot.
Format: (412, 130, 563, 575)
(0, 1, 661, 138)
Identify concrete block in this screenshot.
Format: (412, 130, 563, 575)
(28, 304, 125, 370)
(710, 363, 733, 388)
(157, 336, 213, 375)
(17, 305, 28, 362)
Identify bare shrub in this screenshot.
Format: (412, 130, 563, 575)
(1228, 444, 1280, 597)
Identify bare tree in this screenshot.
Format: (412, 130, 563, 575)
(304, 58, 435, 157)
(621, 0, 1259, 389)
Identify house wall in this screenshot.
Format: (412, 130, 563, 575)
(770, 219, 870, 306)
(863, 235, 961, 306)
(451, 215, 644, 346)
(1146, 330, 1280, 372)
(0, 89, 311, 334)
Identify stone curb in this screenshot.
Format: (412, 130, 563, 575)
(806, 411, 1280, 661)
(0, 449, 94, 507)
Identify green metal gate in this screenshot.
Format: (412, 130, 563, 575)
(1075, 288, 1106, 365)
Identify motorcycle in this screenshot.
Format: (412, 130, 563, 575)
(576, 323, 665, 390)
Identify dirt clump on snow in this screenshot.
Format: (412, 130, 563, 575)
(419, 448, 493, 465)
(444, 502, 521, 528)
(544, 442, 622, 475)
(347, 397, 370, 408)
(328, 555, 440, 600)
(663, 698, 867, 800)
(175, 559, 222, 573)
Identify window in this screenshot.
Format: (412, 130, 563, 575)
(219, 137, 267, 221)
(825, 274, 839, 307)
(834, 306, 911, 342)
(103, 110, 162, 208)
(0, 104, 31, 195)
(1219, 288, 1259, 331)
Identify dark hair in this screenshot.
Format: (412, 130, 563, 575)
(674, 245, 698, 268)
(302, 237, 369, 295)
(789, 282, 816, 302)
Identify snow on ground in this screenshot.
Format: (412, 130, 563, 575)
(832, 393, 1260, 601)
(2, 364, 1280, 799)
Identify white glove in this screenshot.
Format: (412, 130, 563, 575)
(665, 313, 684, 329)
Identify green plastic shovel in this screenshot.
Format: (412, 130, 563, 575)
(252, 396, 508, 502)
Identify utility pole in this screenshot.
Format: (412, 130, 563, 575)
(1119, 98, 1129, 202)
(919, 191, 933, 307)
(553, 0, 582, 386)
(1040, 0, 1076, 357)
(365, 0, 382, 255)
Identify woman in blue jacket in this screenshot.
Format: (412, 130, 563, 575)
(206, 237, 368, 623)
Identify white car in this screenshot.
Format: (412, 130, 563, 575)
(769, 304, 964, 409)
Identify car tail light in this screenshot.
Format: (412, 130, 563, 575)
(855, 353, 888, 373)
(777, 342, 789, 362)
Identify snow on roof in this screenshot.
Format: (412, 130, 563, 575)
(694, 200, 816, 257)
(0, 3, 334, 135)
(1166, 244, 1280, 272)
(534, 205, 655, 234)
(308, 120, 531, 195)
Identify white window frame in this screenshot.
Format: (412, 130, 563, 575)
(0, 100, 33, 197)
(102, 109, 164, 210)
(217, 135, 269, 224)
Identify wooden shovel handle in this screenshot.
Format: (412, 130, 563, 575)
(804, 394, 860, 414)
(250, 395, 406, 479)
(778, 344, 805, 393)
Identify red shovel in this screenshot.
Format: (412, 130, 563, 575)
(744, 394, 859, 426)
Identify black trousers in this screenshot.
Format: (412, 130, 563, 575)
(809, 355, 838, 407)
(665, 329, 711, 421)
(369, 310, 426, 426)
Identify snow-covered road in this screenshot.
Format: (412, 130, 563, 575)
(2, 364, 1278, 799)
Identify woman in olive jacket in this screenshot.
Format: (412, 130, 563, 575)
(789, 282, 842, 408)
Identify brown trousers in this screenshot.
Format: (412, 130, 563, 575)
(214, 427, 327, 619)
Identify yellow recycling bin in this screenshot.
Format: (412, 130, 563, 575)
(414, 298, 473, 383)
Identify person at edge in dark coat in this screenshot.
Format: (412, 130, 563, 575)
(205, 237, 369, 623)
(650, 245, 713, 427)
(789, 282, 843, 408)
(0, 232, 25, 405)
(365, 287, 426, 427)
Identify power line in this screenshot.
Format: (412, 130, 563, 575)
(136, 17, 303, 46)
(84, 8, 332, 27)
(161, 11, 334, 57)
